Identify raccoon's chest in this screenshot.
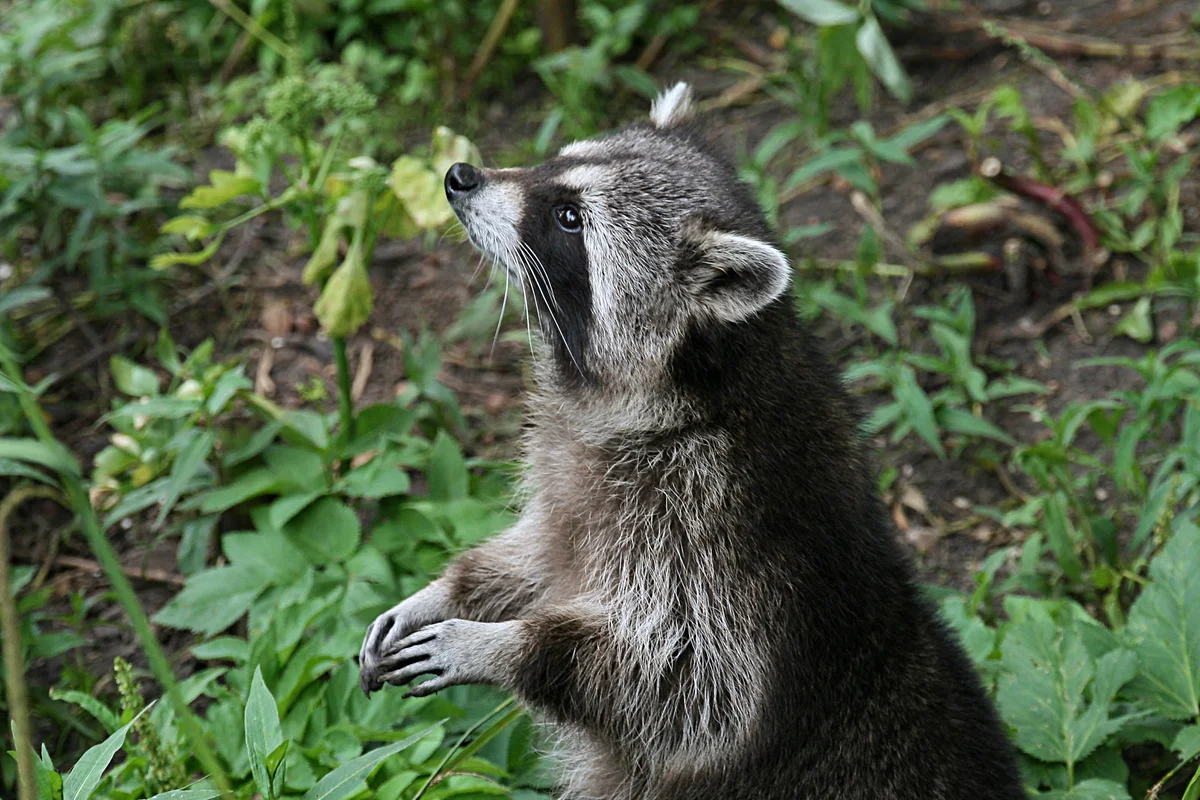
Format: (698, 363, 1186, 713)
(529, 428, 737, 604)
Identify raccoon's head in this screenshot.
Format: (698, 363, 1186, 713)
(446, 83, 790, 409)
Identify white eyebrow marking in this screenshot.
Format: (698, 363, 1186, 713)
(557, 164, 612, 193)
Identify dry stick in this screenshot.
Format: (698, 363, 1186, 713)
(1, 486, 63, 800)
(460, 0, 521, 99)
(48, 554, 187, 586)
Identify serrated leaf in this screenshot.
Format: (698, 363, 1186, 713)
(1174, 724, 1200, 763)
(180, 170, 262, 209)
(997, 614, 1137, 769)
(300, 724, 443, 800)
(63, 709, 144, 800)
(283, 496, 361, 563)
(1125, 522, 1200, 719)
(152, 564, 270, 635)
(246, 666, 285, 800)
(427, 430, 468, 501)
(48, 688, 121, 733)
(777, 0, 859, 26)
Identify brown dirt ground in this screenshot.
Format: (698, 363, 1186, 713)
(8, 0, 1199, 751)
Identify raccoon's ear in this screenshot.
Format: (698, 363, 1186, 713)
(684, 228, 791, 322)
(650, 82, 694, 128)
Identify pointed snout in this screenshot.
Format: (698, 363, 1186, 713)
(445, 162, 483, 203)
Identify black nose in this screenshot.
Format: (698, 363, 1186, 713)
(445, 162, 482, 201)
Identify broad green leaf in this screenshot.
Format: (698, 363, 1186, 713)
(110, 355, 160, 396)
(1174, 724, 1200, 763)
(180, 170, 262, 209)
(894, 365, 944, 459)
(186, 468, 285, 514)
(156, 430, 215, 528)
(432, 126, 483, 181)
(146, 791, 223, 800)
(246, 666, 285, 800)
(0, 456, 55, 485)
(783, 148, 863, 193)
(1041, 779, 1131, 800)
(390, 156, 453, 229)
(855, 16, 911, 103)
(1146, 85, 1200, 141)
(63, 709, 144, 800)
(300, 724, 443, 800)
(1043, 491, 1083, 583)
(338, 456, 411, 498)
(777, 0, 859, 26)
(1125, 522, 1200, 719)
(997, 614, 1137, 768)
(0, 437, 80, 476)
(284, 496, 361, 563)
(152, 564, 271, 635)
(427, 430, 469, 501)
(314, 246, 373, 337)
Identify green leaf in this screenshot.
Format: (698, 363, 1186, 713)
(427, 430, 469, 501)
(150, 234, 225, 270)
(187, 468, 285, 514)
(1125, 522, 1200, 719)
(152, 564, 270, 635)
(390, 156, 453, 229)
(894, 365, 944, 458)
(777, 0, 859, 26)
(1145, 85, 1200, 141)
(1174, 724, 1200, 763)
(783, 148, 863, 193)
(156, 430, 215, 528)
(1041, 779, 1131, 800)
(938, 407, 1015, 445)
(314, 246, 373, 338)
(1113, 296, 1154, 343)
(246, 666, 285, 800)
(300, 724, 444, 800)
(1044, 490, 1084, 583)
(432, 126, 483, 182)
(110, 355, 160, 396)
(160, 215, 217, 241)
(855, 16, 911, 104)
(0, 437, 80, 477)
(180, 170, 262, 209)
(146, 792, 223, 800)
(0, 285, 52, 316)
(997, 613, 1137, 769)
(284, 496, 361, 563)
(1184, 765, 1200, 800)
(63, 709, 143, 800)
(47, 688, 121, 733)
(338, 456, 411, 498)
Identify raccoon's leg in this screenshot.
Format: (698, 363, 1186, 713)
(359, 512, 547, 695)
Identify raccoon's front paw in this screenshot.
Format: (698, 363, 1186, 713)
(373, 619, 525, 698)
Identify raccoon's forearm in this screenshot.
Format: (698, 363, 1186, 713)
(509, 608, 698, 753)
(441, 515, 547, 622)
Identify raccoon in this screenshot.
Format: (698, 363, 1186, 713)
(358, 83, 1025, 800)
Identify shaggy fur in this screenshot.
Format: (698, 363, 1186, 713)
(359, 83, 1025, 800)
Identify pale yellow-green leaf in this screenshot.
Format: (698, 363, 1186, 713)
(432, 126, 482, 181)
(150, 234, 225, 270)
(390, 156, 453, 229)
(180, 170, 262, 210)
(160, 215, 216, 241)
(302, 191, 370, 286)
(314, 248, 373, 337)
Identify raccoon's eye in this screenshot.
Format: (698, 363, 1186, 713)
(553, 204, 583, 233)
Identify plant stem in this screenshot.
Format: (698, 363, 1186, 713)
(333, 335, 356, 442)
(1, 486, 60, 800)
(0, 348, 234, 798)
